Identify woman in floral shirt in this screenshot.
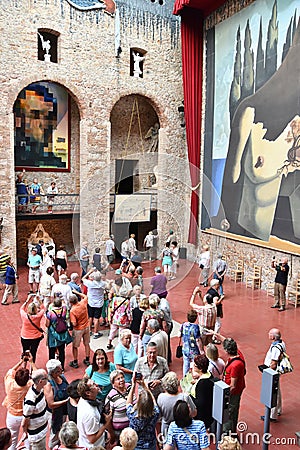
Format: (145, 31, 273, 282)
(180, 310, 201, 376)
(139, 295, 166, 355)
(107, 278, 131, 350)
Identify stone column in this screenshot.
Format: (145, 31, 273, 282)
(0, 112, 17, 262)
(79, 118, 111, 253)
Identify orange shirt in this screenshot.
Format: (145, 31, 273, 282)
(2, 369, 33, 416)
(70, 298, 89, 330)
(20, 307, 44, 339)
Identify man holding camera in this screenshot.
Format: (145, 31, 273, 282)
(134, 341, 169, 399)
(271, 257, 289, 312)
(77, 378, 112, 449)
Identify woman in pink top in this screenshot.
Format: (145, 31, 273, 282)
(20, 294, 44, 362)
(3, 354, 35, 450)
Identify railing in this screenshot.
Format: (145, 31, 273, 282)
(16, 191, 158, 215)
(16, 193, 80, 215)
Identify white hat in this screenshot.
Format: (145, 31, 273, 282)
(210, 279, 219, 287)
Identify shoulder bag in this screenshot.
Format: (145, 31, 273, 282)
(275, 344, 293, 375)
(176, 336, 183, 358)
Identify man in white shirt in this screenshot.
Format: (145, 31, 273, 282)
(128, 234, 136, 257)
(77, 378, 112, 449)
(51, 274, 72, 309)
(82, 269, 110, 339)
(120, 238, 130, 260)
(260, 328, 286, 422)
(198, 245, 210, 287)
(105, 235, 115, 271)
(144, 231, 156, 261)
(79, 242, 89, 277)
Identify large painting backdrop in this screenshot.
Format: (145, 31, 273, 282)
(202, 0, 300, 246)
(14, 82, 70, 171)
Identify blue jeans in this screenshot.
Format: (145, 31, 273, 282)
(142, 334, 151, 355)
(213, 273, 224, 295)
(183, 352, 193, 376)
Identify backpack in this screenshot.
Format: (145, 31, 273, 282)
(53, 309, 67, 333)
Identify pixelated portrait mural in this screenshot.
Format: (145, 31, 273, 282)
(14, 82, 70, 171)
(202, 0, 300, 247)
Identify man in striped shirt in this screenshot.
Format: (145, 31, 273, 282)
(189, 288, 217, 348)
(0, 249, 10, 289)
(22, 369, 49, 449)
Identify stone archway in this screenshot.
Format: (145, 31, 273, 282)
(13, 80, 81, 264)
(110, 94, 159, 253)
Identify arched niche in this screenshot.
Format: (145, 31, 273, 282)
(13, 80, 81, 264)
(110, 94, 160, 251)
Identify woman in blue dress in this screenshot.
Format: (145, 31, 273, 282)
(180, 309, 201, 376)
(30, 178, 44, 213)
(160, 242, 173, 280)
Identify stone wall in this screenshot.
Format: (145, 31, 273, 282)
(0, 0, 188, 262)
(200, 231, 300, 293)
(16, 215, 78, 265)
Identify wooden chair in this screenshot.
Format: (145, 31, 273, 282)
(246, 265, 262, 289)
(266, 282, 274, 297)
(288, 278, 300, 308)
(230, 259, 244, 282)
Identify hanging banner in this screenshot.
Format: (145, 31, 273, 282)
(114, 194, 152, 223)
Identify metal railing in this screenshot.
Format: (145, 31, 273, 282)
(16, 193, 79, 214)
(16, 191, 158, 214)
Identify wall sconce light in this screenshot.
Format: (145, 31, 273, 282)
(0, 217, 3, 232)
(178, 102, 185, 127)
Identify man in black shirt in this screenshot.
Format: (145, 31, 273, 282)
(271, 257, 289, 311)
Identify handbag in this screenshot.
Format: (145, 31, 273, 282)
(275, 344, 293, 374)
(176, 336, 183, 358)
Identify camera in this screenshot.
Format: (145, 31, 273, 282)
(22, 350, 30, 361)
(135, 372, 142, 380)
(103, 402, 111, 415)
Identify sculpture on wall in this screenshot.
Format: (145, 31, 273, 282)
(38, 32, 51, 62)
(132, 51, 145, 78)
(28, 223, 55, 256)
(145, 123, 159, 152)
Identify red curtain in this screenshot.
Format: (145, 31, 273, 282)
(175, 6, 204, 244)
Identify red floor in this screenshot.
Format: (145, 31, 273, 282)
(0, 260, 299, 449)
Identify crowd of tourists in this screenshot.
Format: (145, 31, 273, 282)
(1, 237, 288, 450)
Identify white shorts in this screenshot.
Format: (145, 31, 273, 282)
(28, 268, 41, 283)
